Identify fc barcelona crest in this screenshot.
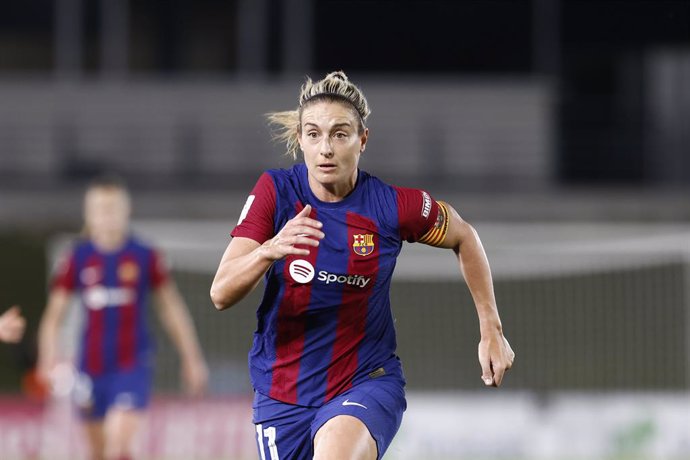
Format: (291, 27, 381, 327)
(118, 261, 139, 283)
(353, 234, 375, 256)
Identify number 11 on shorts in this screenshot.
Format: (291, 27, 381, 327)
(256, 424, 280, 460)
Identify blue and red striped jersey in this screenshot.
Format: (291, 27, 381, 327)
(231, 164, 443, 407)
(52, 236, 169, 376)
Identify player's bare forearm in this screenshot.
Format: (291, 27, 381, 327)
(431, 202, 514, 386)
(37, 289, 72, 378)
(155, 282, 209, 395)
(454, 224, 501, 333)
(155, 283, 205, 363)
(210, 237, 274, 310)
(434, 203, 500, 324)
(212, 206, 324, 310)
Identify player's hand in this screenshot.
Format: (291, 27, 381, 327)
(478, 332, 515, 387)
(261, 204, 324, 261)
(181, 358, 209, 397)
(36, 359, 56, 386)
(0, 305, 26, 343)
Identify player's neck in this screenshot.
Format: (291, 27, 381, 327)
(91, 232, 128, 253)
(308, 171, 358, 203)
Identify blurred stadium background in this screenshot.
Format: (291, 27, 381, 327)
(1, 1, 689, 459)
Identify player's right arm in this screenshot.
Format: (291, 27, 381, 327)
(37, 288, 72, 382)
(37, 251, 76, 382)
(210, 204, 323, 310)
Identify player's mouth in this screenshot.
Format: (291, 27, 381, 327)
(318, 164, 337, 172)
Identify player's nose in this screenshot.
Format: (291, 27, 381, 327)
(319, 138, 334, 158)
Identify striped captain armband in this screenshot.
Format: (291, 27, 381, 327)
(418, 201, 450, 246)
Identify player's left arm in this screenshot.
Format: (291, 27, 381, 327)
(421, 201, 515, 387)
(153, 280, 209, 396)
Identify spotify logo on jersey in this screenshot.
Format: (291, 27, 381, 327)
(289, 260, 315, 284)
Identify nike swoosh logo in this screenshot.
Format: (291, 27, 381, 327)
(342, 399, 367, 409)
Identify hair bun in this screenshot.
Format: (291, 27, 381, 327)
(327, 71, 348, 82)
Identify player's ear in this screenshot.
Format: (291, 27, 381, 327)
(359, 128, 369, 154)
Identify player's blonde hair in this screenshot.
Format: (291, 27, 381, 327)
(267, 71, 371, 160)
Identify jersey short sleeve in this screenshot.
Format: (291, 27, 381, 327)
(394, 186, 448, 245)
(149, 249, 170, 289)
(51, 250, 77, 291)
(230, 172, 277, 244)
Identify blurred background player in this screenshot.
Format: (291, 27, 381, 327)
(211, 71, 514, 459)
(37, 176, 208, 460)
(0, 306, 25, 343)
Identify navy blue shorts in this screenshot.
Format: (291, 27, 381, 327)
(74, 366, 153, 420)
(253, 376, 406, 460)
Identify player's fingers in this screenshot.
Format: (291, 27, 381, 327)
(9, 320, 25, 339)
(296, 204, 312, 218)
(267, 240, 312, 258)
(501, 338, 515, 370)
(281, 234, 319, 247)
(478, 344, 494, 386)
(492, 362, 507, 387)
(279, 224, 322, 243)
(281, 206, 313, 232)
(13, 311, 26, 326)
(297, 236, 320, 247)
(7, 332, 21, 343)
(290, 225, 325, 239)
(273, 233, 317, 246)
(300, 217, 324, 229)
(285, 235, 319, 248)
(285, 217, 323, 234)
(284, 246, 311, 256)
(3, 306, 22, 324)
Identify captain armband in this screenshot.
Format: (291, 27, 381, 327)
(418, 201, 450, 247)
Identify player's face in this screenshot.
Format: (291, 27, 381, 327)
(298, 101, 368, 200)
(84, 187, 130, 240)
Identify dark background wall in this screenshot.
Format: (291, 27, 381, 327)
(1, 1, 688, 187)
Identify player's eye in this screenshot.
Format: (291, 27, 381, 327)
(307, 131, 318, 138)
(334, 132, 348, 139)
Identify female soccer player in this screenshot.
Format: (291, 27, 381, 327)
(0, 305, 25, 343)
(38, 176, 208, 460)
(211, 71, 514, 460)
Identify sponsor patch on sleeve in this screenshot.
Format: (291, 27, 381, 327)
(421, 191, 432, 219)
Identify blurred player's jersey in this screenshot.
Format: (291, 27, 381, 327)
(52, 236, 169, 376)
(232, 164, 444, 406)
